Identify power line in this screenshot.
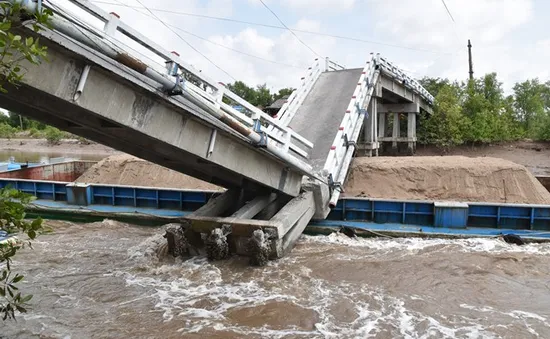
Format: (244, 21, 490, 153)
(440, 0, 455, 22)
(257, 0, 320, 57)
(89, 0, 452, 55)
(101, 0, 305, 69)
(132, 0, 236, 81)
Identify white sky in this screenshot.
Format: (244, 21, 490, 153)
(54, 0, 548, 95)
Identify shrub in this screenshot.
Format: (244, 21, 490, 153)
(0, 123, 17, 139)
(44, 126, 65, 145)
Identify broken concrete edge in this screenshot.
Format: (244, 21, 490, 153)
(301, 175, 331, 219)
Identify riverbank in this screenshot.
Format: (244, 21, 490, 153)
(415, 140, 550, 176)
(3, 138, 549, 175)
(0, 138, 120, 157)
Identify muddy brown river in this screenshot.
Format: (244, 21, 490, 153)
(3, 220, 550, 338)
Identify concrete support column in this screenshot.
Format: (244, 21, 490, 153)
(373, 98, 378, 156)
(407, 112, 416, 154)
(392, 112, 400, 150)
(364, 101, 374, 157)
(378, 112, 386, 140)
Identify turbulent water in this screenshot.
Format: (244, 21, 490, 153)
(3, 220, 550, 338)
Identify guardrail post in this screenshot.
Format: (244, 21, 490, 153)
(103, 12, 120, 36)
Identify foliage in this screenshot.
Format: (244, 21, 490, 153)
(224, 80, 295, 109)
(417, 72, 549, 146)
(0, 122, 16, 138)
(272, 87, 294, 102)
(0, 3, 51, 320)
(0, 187, 45, 320)
(0, 1, 52, 93)
(417, 83, 468, 149)
(44, 125, 65, 145)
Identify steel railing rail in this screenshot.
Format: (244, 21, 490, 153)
(322, 54, 380, 207)
(377, 57, 434, 104)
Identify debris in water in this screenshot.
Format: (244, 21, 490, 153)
(501, 234, 525, 246)
(339, 226, 357, 238)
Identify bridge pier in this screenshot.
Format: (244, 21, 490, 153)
(171, 188, 315, 266)
(359, 97, 380, 157)
(377, 103, 419, 156)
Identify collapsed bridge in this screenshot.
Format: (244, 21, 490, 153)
(1, 0, 434, 263)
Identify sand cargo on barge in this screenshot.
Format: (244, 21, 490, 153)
(2, 159, 550, 243)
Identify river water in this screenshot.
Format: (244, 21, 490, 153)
(3, 220, 550, 338)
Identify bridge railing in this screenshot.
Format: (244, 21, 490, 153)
(322, 54, 380, 206)
(273, 58, 323, 127)
(30, 0, 315, 173)
(377, 57, 435, 104)
(267, 56, 344, 150)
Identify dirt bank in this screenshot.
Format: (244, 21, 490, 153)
(416, 141, 550, 176)
(76, 154, 223, 191)
(0, 138, 119, 156)
(344, 156, 550, 204)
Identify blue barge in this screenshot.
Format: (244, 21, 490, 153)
(2, 177, 550, 241)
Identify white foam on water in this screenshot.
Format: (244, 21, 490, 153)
(302, 233, 550, 255)
(308, 279, 493, 338)
(124, 256, 300, 325)
(115, 232, 550, 338)
(460, 304, 550, 336)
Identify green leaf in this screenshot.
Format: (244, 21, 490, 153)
(21, 294, 33, 303)
(31, 217, 42, 229)
(25, 36, 33, 47)
(28, 229, 36, 239)
(12, 274, 24, 283)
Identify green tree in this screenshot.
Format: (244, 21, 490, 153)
(254, 83, 272, 108)
(418, 83, 468, 149)
(418, 77, 450, 98)
(226, 81, 257, 104)
(272, 87, 294, 102)
(0, 1, 51, 321)
(461, 73, 522, 143)
(513, 79, 549, 137)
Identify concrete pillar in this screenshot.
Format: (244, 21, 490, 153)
(378, 112, 386, 140)
(407, 112, 416, 154)
(392, 112, 400, 150)
(373, 97, 378, 156)
(364, 101, 374, 157)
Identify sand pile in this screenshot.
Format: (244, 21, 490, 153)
(343, 156, 550, 204)
(76, 154, 223, 191)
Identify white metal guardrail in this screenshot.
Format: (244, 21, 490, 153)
(322, 54, 380, 207)
(13, 0, 316, 175)
(268, 56, 345, 147)
(377, 57, 434, 104)
(274, 58, 323, 127)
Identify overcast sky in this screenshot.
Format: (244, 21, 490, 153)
(56, 0, 548, 94)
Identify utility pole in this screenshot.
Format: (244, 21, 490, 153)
(467, 39, 473, 80)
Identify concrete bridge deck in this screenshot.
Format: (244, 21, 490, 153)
(289, 68, 364, 172)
